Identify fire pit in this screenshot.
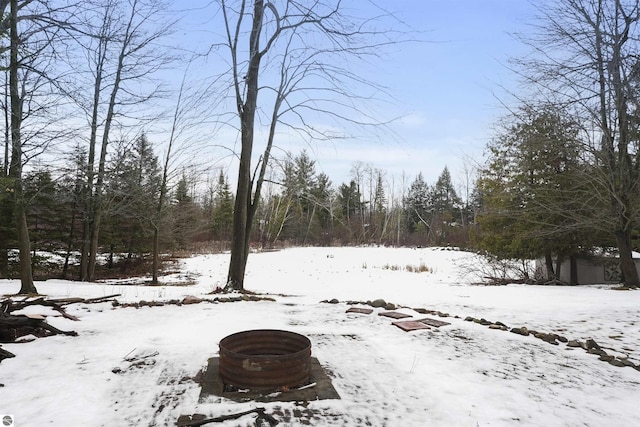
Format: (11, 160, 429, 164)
(219, 329, 312, 391)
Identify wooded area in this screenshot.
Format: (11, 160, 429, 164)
(2, 0, 640, 289)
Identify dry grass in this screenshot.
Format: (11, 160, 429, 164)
(381, 263, 432, 273)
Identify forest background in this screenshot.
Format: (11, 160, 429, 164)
(2, 0, 640, 290)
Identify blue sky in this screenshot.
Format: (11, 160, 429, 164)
(174, 0, 539, 194)
(312, 0, 538, 188)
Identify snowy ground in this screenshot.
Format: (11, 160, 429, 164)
(1, 247, 639, 426)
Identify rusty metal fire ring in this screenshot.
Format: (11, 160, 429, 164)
(219, 329, 312, 391)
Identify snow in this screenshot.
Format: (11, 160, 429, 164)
(1, 246, 639, 426)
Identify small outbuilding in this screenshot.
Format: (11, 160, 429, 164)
(536, 251, 640, 285)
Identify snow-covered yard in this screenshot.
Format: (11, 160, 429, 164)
(1, 247, 639, 426)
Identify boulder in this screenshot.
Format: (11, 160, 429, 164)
(370, 299, 386, 308)
(182, 295, 202, 305)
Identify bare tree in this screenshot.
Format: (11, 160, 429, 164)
(150, 61, 222, 283)
(74, 0, 174, 281)
(516, 0, 640, 287)
(218, 0, 400, 290)
(4, 0, 76, 293)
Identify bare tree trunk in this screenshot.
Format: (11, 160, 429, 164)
(226, 0, 266, 290)
(615, 228, 638, 286)
(9, 0, 36, 294)
(221, 0, 398, 286)
(569, 255, 577, 286)
(544, 252, 555, 281)
(151, 64, 188, 283)
(554, 254, 563, 283)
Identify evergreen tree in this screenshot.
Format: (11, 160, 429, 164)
(212, 171, 234, 241)
(428, 166, 463, 245)
(404, 173, 430, 236)
(24, 169, 62, 255)
(103, 134, 161, 259)
(171, 172, 199, 249)
(474, 107, 597, 281)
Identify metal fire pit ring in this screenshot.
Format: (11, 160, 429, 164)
(219, 329, 312, 391)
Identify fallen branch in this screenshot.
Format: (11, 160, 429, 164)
(0, 312, 78, 343)
(0, 346, 15, 361)
(176, 407, 279, 426)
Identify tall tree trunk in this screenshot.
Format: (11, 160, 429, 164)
(569, 255, 577, 286)
(615, 228, 639, 287)
(554, 254, 563, 283)
(544, 252, 555, 281)
(227, 0, 266, 291)
(9, 0, 36, 294)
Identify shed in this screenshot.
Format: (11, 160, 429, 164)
(536, 252, 640, 285)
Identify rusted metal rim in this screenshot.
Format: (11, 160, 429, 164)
(219, 329, 312, 391)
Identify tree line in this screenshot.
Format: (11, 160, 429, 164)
(1, 141, 476, 279)
(4, 0, 640, 291)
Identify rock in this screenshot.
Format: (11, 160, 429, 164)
(556, 335, 568, 343)
(414, 308, 429, 314)
(182, 295, 202, 305)
(534, 332, 558, 345)
(585, 339, 601, 350)
(464, 316, 475, 322)
(599, 354, 615, 362)
(328, 298, 339, 304)
(617, 358, 636, 368)
(479, 318, 492, 326)
(494, 321, 508, 328)
(385, 303, 396, 310)
(608, 359, 626, 367)
(588, 347, 607, 356)
(510, 326, 529, 336)
(567, 340, 582, 348)
(370, 299, 386, 308)
(489, 324, 506, 330)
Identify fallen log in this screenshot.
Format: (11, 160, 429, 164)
(0, 312, 78, 343)
(0, 294, 121, 322)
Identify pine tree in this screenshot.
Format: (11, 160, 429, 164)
(473, 107, 597, 281)
(404, 173, 430, 236)
(212, 171, 234, 241)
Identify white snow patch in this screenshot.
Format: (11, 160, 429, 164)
(1, 247, 638, 426)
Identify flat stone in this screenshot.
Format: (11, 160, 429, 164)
(391, 320, 431, 332)
(346, 307, 373, 315)
(378, 311, 412, 319)
(419, 318, 451, 328)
